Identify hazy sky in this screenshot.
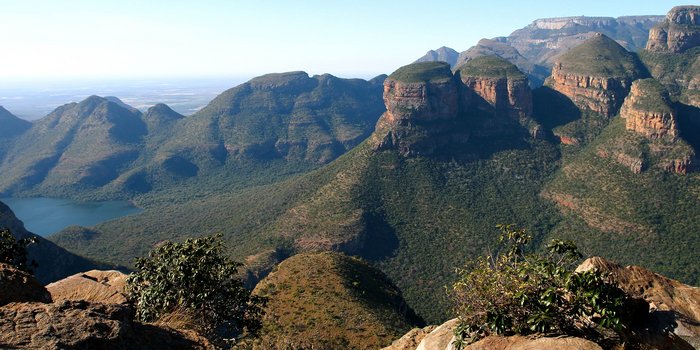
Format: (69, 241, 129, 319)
(0, 0, 685, 81)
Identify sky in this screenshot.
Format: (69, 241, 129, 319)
(0, 0, 688, 82)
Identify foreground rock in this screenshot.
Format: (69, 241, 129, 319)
(577, 257, 700, 347)
(0, 300, 213, 350)
(0, 263, 51, 306)
(647, 6, 700, 53)
(46, 269, 128, 304)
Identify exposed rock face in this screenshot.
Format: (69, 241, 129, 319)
(0, 300, 212, 350)
(0, 263, 51, 306)
(381, 326, 437, 350)
(457, 56, 533, 120)
(646, 6, 700, 53)
(546, 34, 645, 117)
(577, 257, 700, 344)
(620, 79, 678, 140)
(46, 270, 128, 304)
(415, 318, 458, 350)
(374, 62, 465, 156)
(414, 46, 460, 67)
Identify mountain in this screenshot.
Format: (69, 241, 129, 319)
(0, 73, 385, 200)
(251, 252, 421, 349)
(414, 46, 459, 67)
(0, 96, 147, 197)
(416, 15, 663, 87)
(647, 6, 700, 53)
(0, 106, 31, 139)
(455, 39, 550, 86)
(0, 200, 115, 283)
(50, 60, 560, 323)
(0, 106, 32, 160)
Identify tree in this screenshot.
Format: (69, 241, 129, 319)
(0, 228, 38, 273)
(450, 224, 630, 348)
(125, 234, 265, 342)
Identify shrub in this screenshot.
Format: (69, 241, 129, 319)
(0, 228, 37, 273)
(450, 224, 629, 348)
(125, 234, 265, 341)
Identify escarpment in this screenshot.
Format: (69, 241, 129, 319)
(457, 56, 532, 120)
(374, 60, 536, 156)
(620, 79, 678, 140)
(646, 6, 700, 53)
(546, 33, 646, 117)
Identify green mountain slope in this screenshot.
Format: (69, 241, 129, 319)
(252, 252, 421, 349)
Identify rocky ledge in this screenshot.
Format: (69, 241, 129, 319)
(457, 56, 532, 120)
(546, 33, 645, 117)
(620, 79, 678, 140)
(647, 6, 700, 53)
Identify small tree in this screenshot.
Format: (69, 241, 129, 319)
(0, 228, 38, 273)
(125, 234, 265, 341)
(450, 224, 629, 348)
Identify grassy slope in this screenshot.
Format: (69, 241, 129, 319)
(457, 55, 527, 80)
(388, 61, 453, 83)
(252, 252, 420, 350)
(556, 34, 645, 78)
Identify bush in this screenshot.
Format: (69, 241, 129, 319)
(0, 228, 37, 273)
(125, 234, 265, 341)
(450, 224, 629, 348)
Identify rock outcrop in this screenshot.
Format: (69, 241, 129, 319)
(457, 56, 532, 120)
(46, 270, 128, 304)
(577, 257, 700, 346)
(620, 79, 678, 140)
(0, 300, 213, 350)
(546, 33, 645, 117)
(381, 326, 437, 350)
(0, 263, 51, 306)
(646, 6, 700, 53)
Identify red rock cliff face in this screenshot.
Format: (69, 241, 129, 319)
(646, 6, 700, 53)
(620, 81, 678, 140)
(547, 64, 633, 117)
(382, 78, 459, 125)
(460, 76, 532, 119)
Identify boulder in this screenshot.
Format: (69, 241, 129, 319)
(0, 263, 51, 306)
(46, 269, 128, 304)
(0, 300, 213, 350)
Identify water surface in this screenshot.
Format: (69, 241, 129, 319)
(1, 197, 141, 237)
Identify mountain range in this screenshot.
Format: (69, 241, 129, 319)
(1, 4, 699, 334)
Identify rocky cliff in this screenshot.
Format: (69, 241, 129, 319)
(577, 257, 700, 347)
(457, 56, 532, 120)
(646, 6, 700, 53)
(546, 33, 646, 117)
(620, 79, 678, 140)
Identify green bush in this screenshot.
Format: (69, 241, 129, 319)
(450, 224, 629, 348)
(125, 234, 265, 341)
(0, 229, 37, 273)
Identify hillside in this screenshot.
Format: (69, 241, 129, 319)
(0, 106, 31, 140)
(0, 73, 385, 201)
(251, 252, 421, 349)
(50, 60, 561, 323)
(0, 200, 116, 283)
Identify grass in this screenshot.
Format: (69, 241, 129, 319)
(556, 34, 646, 79)
(627, 78, 674, 114)
(252, 252, 421, 349)
(456, 56, 527, 80)
(388, 62, 454, 83)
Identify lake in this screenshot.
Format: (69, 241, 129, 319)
(0, 197, 142, 237)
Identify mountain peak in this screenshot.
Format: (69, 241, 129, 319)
(457, 55, 527, 80)
(554, 33, 644, 79)
(145, 103, 184, 120)
(647, 5, 700, 53)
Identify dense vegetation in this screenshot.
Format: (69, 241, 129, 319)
(125, 234, 265, 342)
(456, 56, 527, 79)
(249, 252, 420, 349)
(387, 61, 453, 83)
(451, 225, 631, 348)
(555, 34, 646, 79)
(0, 228, 37, 272)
